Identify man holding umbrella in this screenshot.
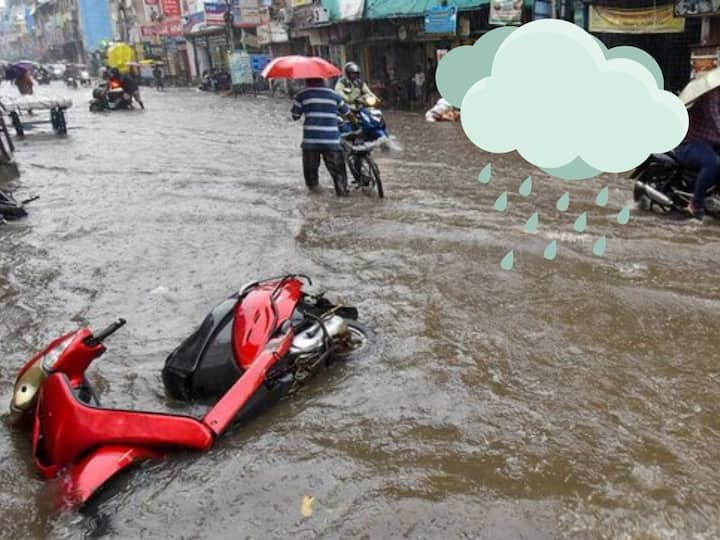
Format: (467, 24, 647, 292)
(263, 56, 354, 196)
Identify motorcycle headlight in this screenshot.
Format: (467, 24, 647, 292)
(370, 110, 383, 122)
(41, 336, 73, 372)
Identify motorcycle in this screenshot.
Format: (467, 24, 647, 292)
(89, 80, 133, 112)
(9, 275, 372, 508)
(631, 152, 720, 217)
(0, 190, 38, 222)
(339, 94, 389, 148)
(79, 69, 92, 87)
(35, 69, 51, 85)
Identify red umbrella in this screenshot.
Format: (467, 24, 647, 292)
(261, 55, 342, 80)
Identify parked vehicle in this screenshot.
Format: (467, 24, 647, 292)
(9, 275, 373, 508)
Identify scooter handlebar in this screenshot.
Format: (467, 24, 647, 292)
(85, 318, 126, 346)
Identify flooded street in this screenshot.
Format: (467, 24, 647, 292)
(2, 83, 720, 539)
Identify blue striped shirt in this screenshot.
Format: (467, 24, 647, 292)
(291, 87, 350, 151)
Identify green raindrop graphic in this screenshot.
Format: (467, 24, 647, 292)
(593, 236, 607, 256)
(500, 250, 514, 270)
(595, 186, 609, 207)
(574, 212, 587, 233)
(617, 205, 631, 225)
(478, 164, 492, 184)
(543, 240, 557, 260)
(556, 192, 570, 212)
(494, 191, 508, 212)
(519, 176, 533, 197)
(525, 211, 539, 233)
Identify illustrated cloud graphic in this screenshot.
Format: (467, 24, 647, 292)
(436, 19, 689, 180)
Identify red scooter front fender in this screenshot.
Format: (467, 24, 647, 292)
(59, 444, 163, 507)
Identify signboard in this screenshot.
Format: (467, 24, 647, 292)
(257, 21, 288, 43)
(424, 5, 457, 34)
(204, 2, 227, 26)
(489, 0, 523, 25)
(235, 0, 261, 27)
(161, 0, 181, 17)
(589, 5, 685, 34)
(675, 0, 720, 17)
(690, 52, 718, 79)
(249, 53, 271, 73)
(183, 11, 205, 32)
(229, 50, 253, 84)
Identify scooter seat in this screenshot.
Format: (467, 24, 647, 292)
(35, 373, 213, 471)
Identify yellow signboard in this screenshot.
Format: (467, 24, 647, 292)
(589, 4, 686, 34)
(293, 0, 313, 6)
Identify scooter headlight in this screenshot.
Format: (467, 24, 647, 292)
(41, 336, 73, 372)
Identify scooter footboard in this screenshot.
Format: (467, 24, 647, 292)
(60, 444, 163, 507)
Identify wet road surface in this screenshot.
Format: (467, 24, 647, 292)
(1, 83, 720, 539)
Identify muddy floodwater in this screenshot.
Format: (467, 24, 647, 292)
(1, 84, 720, 539)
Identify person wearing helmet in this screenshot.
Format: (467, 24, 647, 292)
(335, 62, 377, 112)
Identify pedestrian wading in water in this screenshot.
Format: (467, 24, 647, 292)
(291, 78, 353, 196)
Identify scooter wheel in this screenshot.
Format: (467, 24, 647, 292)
(333, 320, 380, 362)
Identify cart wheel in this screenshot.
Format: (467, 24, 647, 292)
(10, 112, 24, 138)
(53, 109, 67, 135)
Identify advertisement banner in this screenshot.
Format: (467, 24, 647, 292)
(675, 0, 720, 17)
(589, 5, 685, 34)
(690, 52, 718, 79)
(77, 0, 115, 50)
(229, 50, 253, 84)
(322, 0, 364, 21)
(204, 2, 226, 26)
(161, 0, 181, 17)
(249, 53, 271, 73)
(236, 0, 261, 27)
(424, 5, 457, 34)
(489, 0, 523, 25)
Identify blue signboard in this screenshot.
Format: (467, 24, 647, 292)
(77, 0, 114, 51)
(424, 5, 457, 34)
(249, 54, 271, 74)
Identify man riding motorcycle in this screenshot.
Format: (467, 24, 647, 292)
(335, 62, 378, 112)
(107, 67, 144, 109)
(673, 85, 720, 221)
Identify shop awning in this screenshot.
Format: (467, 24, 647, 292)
(365, 0, 533, 20)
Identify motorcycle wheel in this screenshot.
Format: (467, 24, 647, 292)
(332, 320, 378, 362)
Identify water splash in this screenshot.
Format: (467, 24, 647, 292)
(593, 236, 607, 256)
(595, 186, 609, 207)
(556, 192, 570, 212)
(519, 176, 533, 197)
(574, 212, 587, 233)
(478, 164, 492, 184)
(494, 192, 508, 212)
(544, 240, 557, 260)
(617, 205, 631, 225)
(500, 249, 514, 270)
(525, 211, 539, 233)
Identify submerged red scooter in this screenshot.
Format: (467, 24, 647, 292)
(10, 275, 369, 507)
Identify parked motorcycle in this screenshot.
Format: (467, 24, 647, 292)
(631, 152, 720, 217)
(9, 275, 372, 507)
(198, 69, 232, 92)
(89, 80, 133, 112)
(0, 189, 38, 222)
